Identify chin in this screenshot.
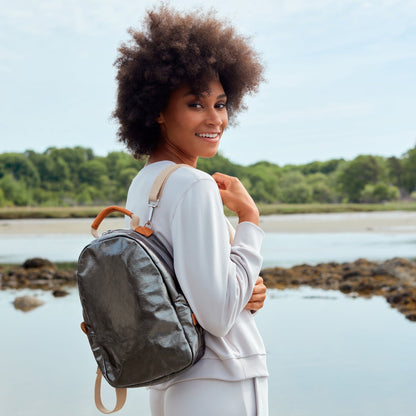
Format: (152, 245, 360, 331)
(200, 149, 219, 159)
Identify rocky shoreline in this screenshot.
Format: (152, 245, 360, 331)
(1, 257, 416, 321)
(0, 258, 76, 292)
(262, 257, 416, 322)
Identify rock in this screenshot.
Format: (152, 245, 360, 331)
(1, 259, 77, 290)
(342, 270, 359, 279)
(261, 257, 416, 323)
(13, 295, 45, 312)
(375, 257, 416, 283)
(52, 289, 69, 297)
(339, 283, 353, 293)
(22, 258, 55, 269)
(405, 313, 416, 322)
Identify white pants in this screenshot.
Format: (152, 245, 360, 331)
(149, 377, 268, 416)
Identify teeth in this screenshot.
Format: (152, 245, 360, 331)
(197, 133, 219, 138)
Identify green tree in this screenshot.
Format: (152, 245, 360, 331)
(76, 184, 94, 205)
(277, 171, 312, 203)
(0, 153, 40, 187)
(336, 155, 382, 202)
(311, 182, 333, 203)
(281, 183, 312, 203)
(0, 174, 33, 206)
(402, 146, 416, 193)
(360, 183, 399, 203)
(197, 153, 244, 177)
(78, 159, 108, 188)
(33, 153, 71, 191)
(386, 156, 403, 189)
(0, 188, 6, 207)
(244, 163, 280, 203)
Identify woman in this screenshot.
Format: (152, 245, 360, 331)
(114, 6, 268, 416)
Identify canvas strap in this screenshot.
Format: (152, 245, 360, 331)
(145, 163, 187, 227)
(94, 367, 127, 414)
(149, 163, 187, 203)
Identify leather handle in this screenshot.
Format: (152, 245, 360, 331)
(90, 205, 139, 238)
(94, 367, 127, 414)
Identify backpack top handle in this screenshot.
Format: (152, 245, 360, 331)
(90, 163, 187, 238)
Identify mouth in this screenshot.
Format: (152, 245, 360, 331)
(195, 132, 221, 142)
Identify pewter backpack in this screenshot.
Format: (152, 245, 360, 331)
(77, 164, 205, 413)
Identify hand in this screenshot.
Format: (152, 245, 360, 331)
(212, 172, 259, 225)
(245, 276, 266, 312)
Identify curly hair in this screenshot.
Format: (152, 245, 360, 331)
(113, 5, 264, 158)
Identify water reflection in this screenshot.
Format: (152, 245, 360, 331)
(1, 287, 415, 416)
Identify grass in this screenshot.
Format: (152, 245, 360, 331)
(0, 206, 121, 219)
(2, 202, 412, 220)
(256, 201, 416, 215)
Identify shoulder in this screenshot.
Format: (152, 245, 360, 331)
(162, 165, 222, 217)
(171, 165, 215, 189)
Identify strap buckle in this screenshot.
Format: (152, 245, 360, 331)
(145, 199, 159, 228)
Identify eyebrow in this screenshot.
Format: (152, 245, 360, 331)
(183, 91, 227, 99)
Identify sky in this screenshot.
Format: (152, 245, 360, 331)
(0, 0, 415, 166)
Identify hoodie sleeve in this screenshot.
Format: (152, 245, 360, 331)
(170, 177, 264, 337)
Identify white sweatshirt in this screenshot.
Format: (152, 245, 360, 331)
(125, 161, 268, 387)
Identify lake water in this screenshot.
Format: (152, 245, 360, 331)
(1, 231, 416, 267)
(1, 217, 415, 415)
(1, 287, 415, 416)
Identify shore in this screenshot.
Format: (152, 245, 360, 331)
(2, 211, 415, 320)
(1, 210, 416, 234)
(2, 255, 416, 322)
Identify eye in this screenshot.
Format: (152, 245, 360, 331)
(188, 102, 203, 109)
(215, 102, 227, 109)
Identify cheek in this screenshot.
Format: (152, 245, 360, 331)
(164, 114, 189, 136)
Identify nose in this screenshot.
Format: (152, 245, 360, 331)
(205, 107, 225, 127)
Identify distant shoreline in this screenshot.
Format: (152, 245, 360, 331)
(1, 201, 416, 220)
(1, 211, 416, 234)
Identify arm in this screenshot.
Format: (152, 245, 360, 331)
(212, 172, 266, 312)
(245, 276, 267, 312)
(170, 177, 263, 337)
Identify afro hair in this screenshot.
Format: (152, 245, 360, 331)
(113, 5, 264, 158)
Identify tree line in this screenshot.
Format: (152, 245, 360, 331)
(0, 145, 415, 207)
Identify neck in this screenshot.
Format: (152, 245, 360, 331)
(147, 145, 198, 168)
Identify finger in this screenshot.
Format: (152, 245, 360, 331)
(251, 285, 267, 295)
(249, 297, 265, 305)
(245, 301, 265, 311)
(212, 172, 230, 181)
(249, 294, 266, 303)
(214, 179, 232, 191)
(212, 172, 227, 185)
(253, 276, 264, 287)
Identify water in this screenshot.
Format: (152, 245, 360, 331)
(261, 289, 416, 416)
(262, 232, 416, 268)
(1, 287, 415, 416)
(1, 216, 415, 415)
(0, 231, 415, 267)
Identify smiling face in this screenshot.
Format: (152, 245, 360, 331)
(153, 79, 228, 167)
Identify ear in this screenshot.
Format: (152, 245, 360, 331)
(156, 113, 165, 124)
